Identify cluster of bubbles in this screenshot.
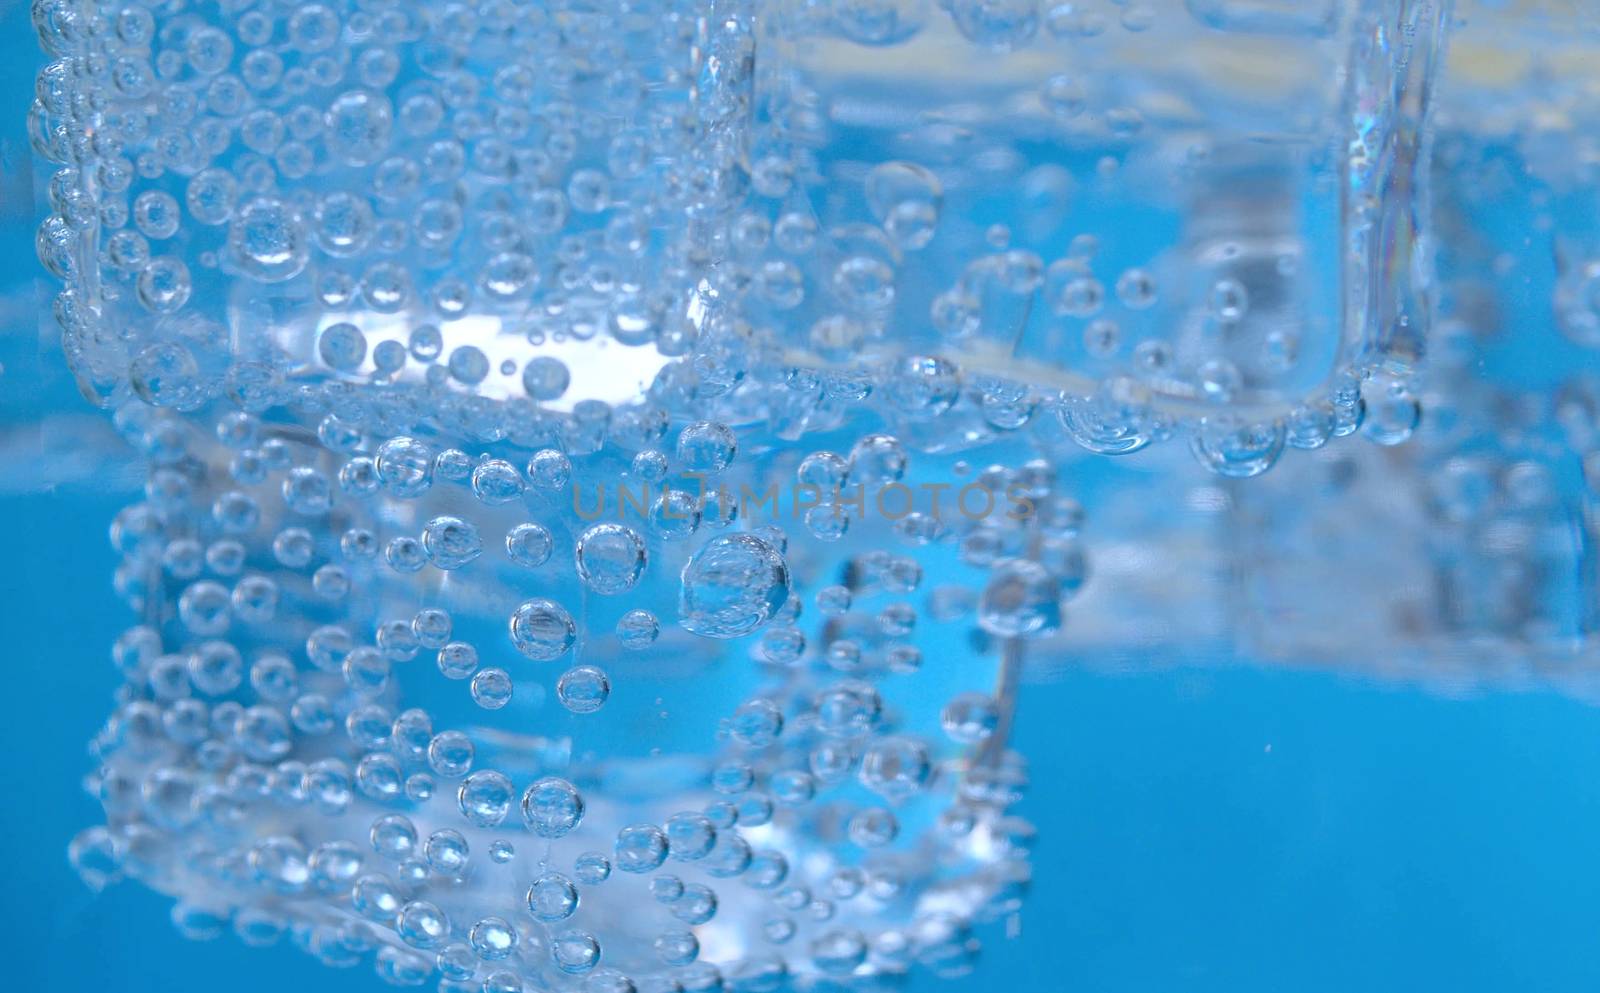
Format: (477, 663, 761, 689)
(26, 0, 1482, 990)
(741, 0, 1445, 479)
(75, 355, 1077, 989)
(1335, 0, 1600, 670)
(31, 0, 1444, 485)
(1010, 0, 1599, 684)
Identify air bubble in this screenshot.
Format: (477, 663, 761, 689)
(575, 523, 647, 594)
(457, 771, 514, 828)
(557, 666, 611, 714)
(679, 534, 791, 639)
(509, 599, 576, 661)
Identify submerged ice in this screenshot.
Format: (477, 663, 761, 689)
(34, 0, 1600, 991)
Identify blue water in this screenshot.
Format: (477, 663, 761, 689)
(10, 479, 1600, 992)
(7, 2, 1600, 991)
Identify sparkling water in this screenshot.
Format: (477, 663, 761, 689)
(27, 0, 1600, 991)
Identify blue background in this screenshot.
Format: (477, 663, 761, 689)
(13, 483, 1600, 992)
(4, 3, 1600, 991)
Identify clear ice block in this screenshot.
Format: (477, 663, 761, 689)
(749, 0, 1451, 465)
